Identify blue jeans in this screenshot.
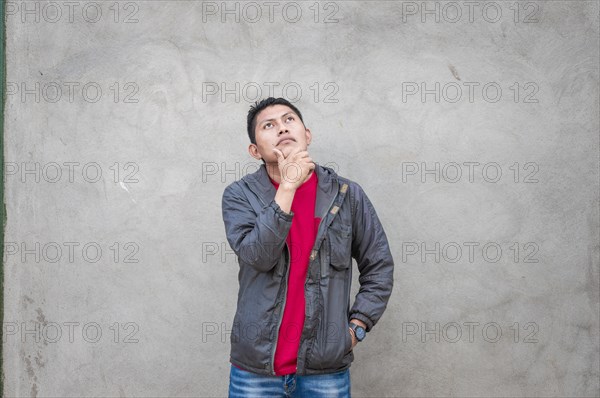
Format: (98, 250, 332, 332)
(228, 364, 351, 398)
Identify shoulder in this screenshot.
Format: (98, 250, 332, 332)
(317, 163, 359, 189)
(223, 164, 261, 197)
(331, 170, 384, 223)
(330, 171, 371, 214)
(329, 167, 365, 195)
(223, 179, 241, 194)
(222, 179, 246, 203)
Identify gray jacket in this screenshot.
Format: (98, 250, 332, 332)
(221, 162, 394, 376)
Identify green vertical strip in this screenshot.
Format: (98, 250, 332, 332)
(0, 0, 5, 396)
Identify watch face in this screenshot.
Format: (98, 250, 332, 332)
(355, 326, 366, 341)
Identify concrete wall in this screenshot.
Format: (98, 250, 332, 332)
(3, 1, 599, 397)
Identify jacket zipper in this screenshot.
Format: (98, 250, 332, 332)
(271, 242, 290, 374)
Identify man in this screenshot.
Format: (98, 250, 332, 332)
(221, 97, 394, 397)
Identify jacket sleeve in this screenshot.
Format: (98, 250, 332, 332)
(222, 181, 293, 273)
(349, 183, 395, 332)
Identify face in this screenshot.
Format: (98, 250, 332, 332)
(248, 104, 312, 163)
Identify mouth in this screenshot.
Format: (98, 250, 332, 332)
(277, 138, 296, 146)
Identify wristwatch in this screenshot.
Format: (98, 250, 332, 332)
(349, 322, 367, 342)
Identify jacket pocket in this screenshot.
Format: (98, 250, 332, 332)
(327, 223, 352, 274)
(306, 316, 351, 370)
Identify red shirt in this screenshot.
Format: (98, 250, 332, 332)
(270, 171, 320, 375)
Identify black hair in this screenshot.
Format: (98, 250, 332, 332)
(247, 97, 305, 145)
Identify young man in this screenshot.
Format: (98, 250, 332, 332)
(221, 97, 394, 397)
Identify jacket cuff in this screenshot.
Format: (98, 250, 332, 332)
(349, 312, 374, 332)
(270, 199, 294, 221)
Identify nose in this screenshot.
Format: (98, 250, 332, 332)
(278, 124, 289, 135)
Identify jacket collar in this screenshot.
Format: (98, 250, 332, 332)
(243, 162, 339, 218)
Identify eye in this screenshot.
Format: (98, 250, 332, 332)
(286, 115, 294, 122)
(263, 122, 272, 129)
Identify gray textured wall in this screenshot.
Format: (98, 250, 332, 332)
(3, 1, 599, 397)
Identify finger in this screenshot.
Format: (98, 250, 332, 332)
(303, 161, 315, 171)
(272, 147, 284, 162)
(290, 150, 309, 160)
(288, 146, 304, 158)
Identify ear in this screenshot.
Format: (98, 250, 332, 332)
(248, 143, 262, 160)
(305, 128, 312, 146)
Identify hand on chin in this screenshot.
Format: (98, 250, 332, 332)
(278, 143, 296, 158)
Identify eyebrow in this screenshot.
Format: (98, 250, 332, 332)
(257, 112, 296, 127)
